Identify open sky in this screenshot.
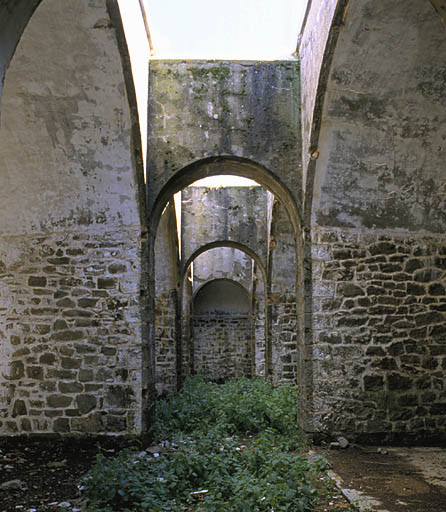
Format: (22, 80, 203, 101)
(145, 0, 307, 60)
(117, 0, 307, 185)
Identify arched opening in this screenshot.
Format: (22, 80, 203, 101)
(150, 156, 303, 422)
(179, 244, 267, 388)
(191, 279, 252, 382)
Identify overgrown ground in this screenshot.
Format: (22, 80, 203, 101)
(83, 378, 356, 512)
(0, 378, 356, 511)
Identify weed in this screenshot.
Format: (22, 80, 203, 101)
(83, 378, 335, 511)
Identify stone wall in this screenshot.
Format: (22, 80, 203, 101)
(0, 0, 146, 436)
(311, 227, 446, 439)
(192, 314, 252, 381)
(147, 60, 301, 214)
(253, 263, 266, 376)
(0, 229, 144, 435)
(182, 186, 268, 267)
(154, 204, 180, 396)
(268, 199, 297, 385)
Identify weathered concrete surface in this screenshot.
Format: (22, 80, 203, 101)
(147, 60, 301, 218)
(298, 0, 338, 208)
(328, 446, 446, 512)
(0, 0, 147, 435)
(0, 0, 144, 234)
(192, 247, 254, 294)
(0, 0, 41, 119)
(311, 0, 446, 232)
(181, 186, 268, 268)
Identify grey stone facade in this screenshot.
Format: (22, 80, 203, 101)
(310, 228, 446, 438)
(0, 229, 145, 435)
(1, 0, 446, 443)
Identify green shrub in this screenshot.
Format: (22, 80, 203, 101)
(83, 377, 327, 511)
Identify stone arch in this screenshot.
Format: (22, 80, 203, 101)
(148, 156, 301, 238)
(182, 240, 267, 284)
(190, 278, 253, 381)
(300, 0, 446, 440)
(193, 278, 251, 313)
(180, 243, 267, 382)
(0, 0, 148, 436)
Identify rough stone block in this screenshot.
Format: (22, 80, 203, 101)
(76, 394, 96, 414)
(28, 276, 47, 287)
(47, 395, 73, 408)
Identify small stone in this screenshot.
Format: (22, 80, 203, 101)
(337, 436, 349, 449)
(0, 479, 25, 490)
(58, 502, 71, 508)
(329, 442, 341, 450)
(377, 447, 388, 455)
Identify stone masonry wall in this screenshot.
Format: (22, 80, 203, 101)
(253, 263, 266, 377)
(268, 200, 297, 385)
(181, 186, 268, 268)
(155, 205, 180, 396)
(192, 314, 252, 381)
(311, 227, 446, 439)
(0, 229, 144, 435)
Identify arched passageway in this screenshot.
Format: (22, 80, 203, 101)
(151, 158, 302, 418)
(191, 279, 252, 381)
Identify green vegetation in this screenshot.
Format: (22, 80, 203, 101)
(189, 66, 230, 81)
(82, 378, 341, 512)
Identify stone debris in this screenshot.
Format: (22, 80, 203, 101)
(0, 479, 26, 490)
(337, 437, 349, 449)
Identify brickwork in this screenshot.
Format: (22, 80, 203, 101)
(311, 228, 446, 438)
(0, 229, 145, 435)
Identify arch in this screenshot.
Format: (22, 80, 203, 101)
(191, 277, 253, 380)
(182, 240, 266, 285)
(0, 0, 43, 121)
(148, 156, 301, 239)
(0, 0, 148, 437)
(193, 278, 251, 315)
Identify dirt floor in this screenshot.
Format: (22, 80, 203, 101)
(0, 437, 109, 512)
(324, 445, 446, 512)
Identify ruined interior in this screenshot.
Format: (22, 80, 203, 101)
(1, 0, 446, 450)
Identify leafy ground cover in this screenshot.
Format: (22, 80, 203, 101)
(83, 378, 356, 512)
